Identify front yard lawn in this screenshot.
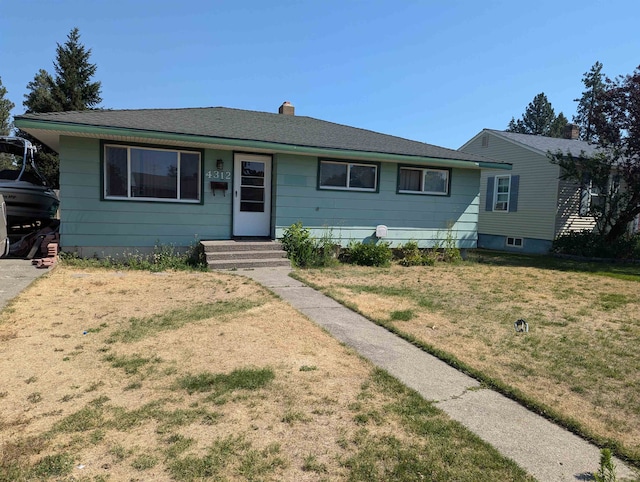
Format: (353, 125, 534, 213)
(294, 252, 640, 467)
(0, 266, 533, 481)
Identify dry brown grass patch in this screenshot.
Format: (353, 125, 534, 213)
(297, 262, 640, 462)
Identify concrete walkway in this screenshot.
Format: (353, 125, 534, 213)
(239, 267, 637, 482)
(0, 259, 49, 311)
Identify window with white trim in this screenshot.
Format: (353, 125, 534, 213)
(506, 237, 523, 247)
(318, 160, 378, 191)
(104, 145, 201, 202)
(494, 175, 511, 211)
(398, 166, 449, 195)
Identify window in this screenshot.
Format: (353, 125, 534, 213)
(104, 145, 201, 202)
(485, 175, 519, 212)
(318, 160, 378, 191)
(506, 237, 523, 247)
(398, 166, 449, 195)
(494, 175, 511, 211)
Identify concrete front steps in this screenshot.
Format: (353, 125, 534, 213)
(201, 240, 291, 270)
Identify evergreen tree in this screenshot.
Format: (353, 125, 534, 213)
(549, 112, 569, 138)
(0, 76, 14, 135)
(21, 27, 102, 188)
(23, 69, 57, 114)
(573, 61, 606, 143)
(0, 77, 16, 170)
(506, 92, 567, 137)
(51, 27, 102, 111)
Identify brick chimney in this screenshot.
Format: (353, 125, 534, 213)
(278, 101, 295, 115)
(563, 123, 579, 140)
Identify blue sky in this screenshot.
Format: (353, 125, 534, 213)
(3, 0, 639, 149)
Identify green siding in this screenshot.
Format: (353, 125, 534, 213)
(58, 137, 482, 254)
(273, 153, 479, 248)
(58, 136, 233, 254)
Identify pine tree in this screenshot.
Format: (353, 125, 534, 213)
(21, 27, 102, 187)
(506, 92, 567, 137)
(573, 61, 606, 143)
(0, 76, 14, 135)
(51, 27, 102, 111)
(0, 77, 16, 170)
(23, 69, 57, 114)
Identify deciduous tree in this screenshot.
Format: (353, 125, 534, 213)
(550, 65, 640, 242)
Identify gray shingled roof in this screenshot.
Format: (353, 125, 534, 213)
(16, 107, 499, 164)
(488, 129, 601, 157)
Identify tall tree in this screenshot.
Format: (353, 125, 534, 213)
(0, 76, 14, 135)
(50, 27, 102, 111)
(507, 92, 568, 137)
(21, 27, 102, 187)
(550, 65, 640, 242)
(0, 77, 16, 169)
(573, 61, 606, 143)
(23, 69, 57, 114)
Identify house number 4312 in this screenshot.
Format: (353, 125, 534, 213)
(206, 170, 231, 180)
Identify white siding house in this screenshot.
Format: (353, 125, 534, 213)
(460, 128, 598, 254)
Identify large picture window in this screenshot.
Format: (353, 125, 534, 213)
(318, 160, 378, 191)
(398, 166, 449, 195)
(104, 145, 201, 202)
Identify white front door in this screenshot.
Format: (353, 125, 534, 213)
(233, 153, 272, 237)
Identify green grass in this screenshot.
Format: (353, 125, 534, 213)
(103, 353, 162, 375)
(340, 369, 534, 481)
(164, 434, 195, 459)
(168, 434, 286, 481)
(469, 249, 640, 282)
(302, 454, 328, 473)
(50, 397, 220, 436)
(30, 453, 74, 479)
(390, 309, 415, 321)
(178, 367, 275, 396)
(108, 300, 264, 343)
(131, 453, 158, 471)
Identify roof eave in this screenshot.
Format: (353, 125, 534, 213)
(15, 118, 511, 170)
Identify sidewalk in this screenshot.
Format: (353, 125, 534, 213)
(0, 259, 49, 311)
(240, 267, 636, 482)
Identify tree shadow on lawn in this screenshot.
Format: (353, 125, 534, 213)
(469, 249, 640, 282)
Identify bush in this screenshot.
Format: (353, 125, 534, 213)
(395, 233, 462, 267)
(552, 231, 640, 259)
(396, 240, 425, 266)
(442, 226, 463, 263)
(345, 240, 392, 267)
(280, 223, 339, 268)
(281, 222, 316, 267)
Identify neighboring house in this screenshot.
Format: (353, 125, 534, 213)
(14, 103, 508, 257)
(459, 126, 599, 254)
